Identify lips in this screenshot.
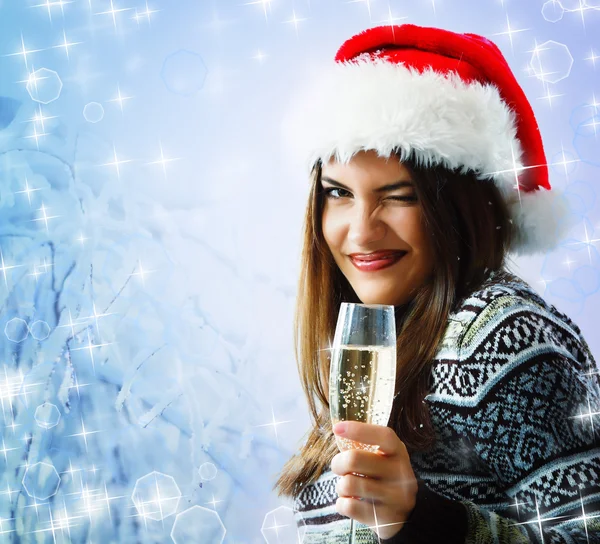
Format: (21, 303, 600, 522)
(349, 251, 407, 262)
(349, 251, 406, 272)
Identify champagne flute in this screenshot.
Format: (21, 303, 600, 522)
(329, 303, 397, 544)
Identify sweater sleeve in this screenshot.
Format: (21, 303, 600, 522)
(384, 302, 600, 544)
(453, 303, 600, 543)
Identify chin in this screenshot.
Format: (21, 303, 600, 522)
(355, 291, 403, 306)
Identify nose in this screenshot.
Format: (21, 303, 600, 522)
(347, 203, 387, 246)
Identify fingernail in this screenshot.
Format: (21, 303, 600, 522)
(333, 422, 347, 435)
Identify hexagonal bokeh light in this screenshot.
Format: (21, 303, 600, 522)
(170, 505, 226, 544)
(29, 320, 51, 341)
(83, 102, 105, 123)
(161, 50, 207, 96)
(26, 68, 63, 104)
(34, 402, 61, 429)
(22, 461, 61, 500)
(530, 40, 573, 84)
(132, 471, 181, 521)
(541, 0, 564, 22)
(4, 317, 29, 343)
(198, 462, 217, 481)
(261, 506, 306, 544)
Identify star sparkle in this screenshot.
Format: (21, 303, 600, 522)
(147, 141, 181, 179)
(128, 259, 156, 287)
(95, 0, 133, 30)
(101, 144, 133, 179)
(30, 202, 61, 232)
(70, 328, 114, 376)
(14, 176, 42, 207)
(0, 250, 25, 289)
(31, 0, 73, 22)
(53, 29, 82, 60)
(132, 1, 160, 25)
(244, 0, 274, 22)
(108, 84, 134, 113)
(4, 34, 45, 70)
(66, 414, 102, 453)
(255, 405, 293, 447)
(492, 13, 529, 54)
(283, 9, 307, 37)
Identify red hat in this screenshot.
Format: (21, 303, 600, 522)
(284, 24, 570, 256)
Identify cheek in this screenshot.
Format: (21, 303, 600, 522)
(321, 211, 342, 251)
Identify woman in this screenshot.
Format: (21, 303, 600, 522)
(274, 24, 600, 543)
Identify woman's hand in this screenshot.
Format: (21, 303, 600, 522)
(331, 421, 418, 540)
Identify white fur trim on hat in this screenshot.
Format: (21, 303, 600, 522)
(281, 58, 572, 256)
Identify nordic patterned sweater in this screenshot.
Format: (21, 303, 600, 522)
(293, 271, 600, 543)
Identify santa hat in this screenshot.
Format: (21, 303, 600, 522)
(283, 24, 572, 256)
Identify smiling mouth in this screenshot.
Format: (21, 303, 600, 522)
(349, 252, 406, 271)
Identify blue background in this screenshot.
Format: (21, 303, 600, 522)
(0, 0, 598, 542)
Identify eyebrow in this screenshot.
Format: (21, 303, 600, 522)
(321, 176, 414, 193)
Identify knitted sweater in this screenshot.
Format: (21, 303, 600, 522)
(293, 271, 600, 543)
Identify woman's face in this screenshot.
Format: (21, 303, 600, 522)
(321, 150, 435, 306)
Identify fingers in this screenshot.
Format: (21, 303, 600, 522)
(333, 421, 406, 457)
(336, 473, 383, 503)
(331, 448, 385, 479)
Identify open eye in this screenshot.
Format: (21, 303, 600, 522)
(323, 187, 350, 199)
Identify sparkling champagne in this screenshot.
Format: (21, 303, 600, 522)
(329, 344, 396, 452)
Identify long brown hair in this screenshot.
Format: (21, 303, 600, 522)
(274, 152, 515, 498)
